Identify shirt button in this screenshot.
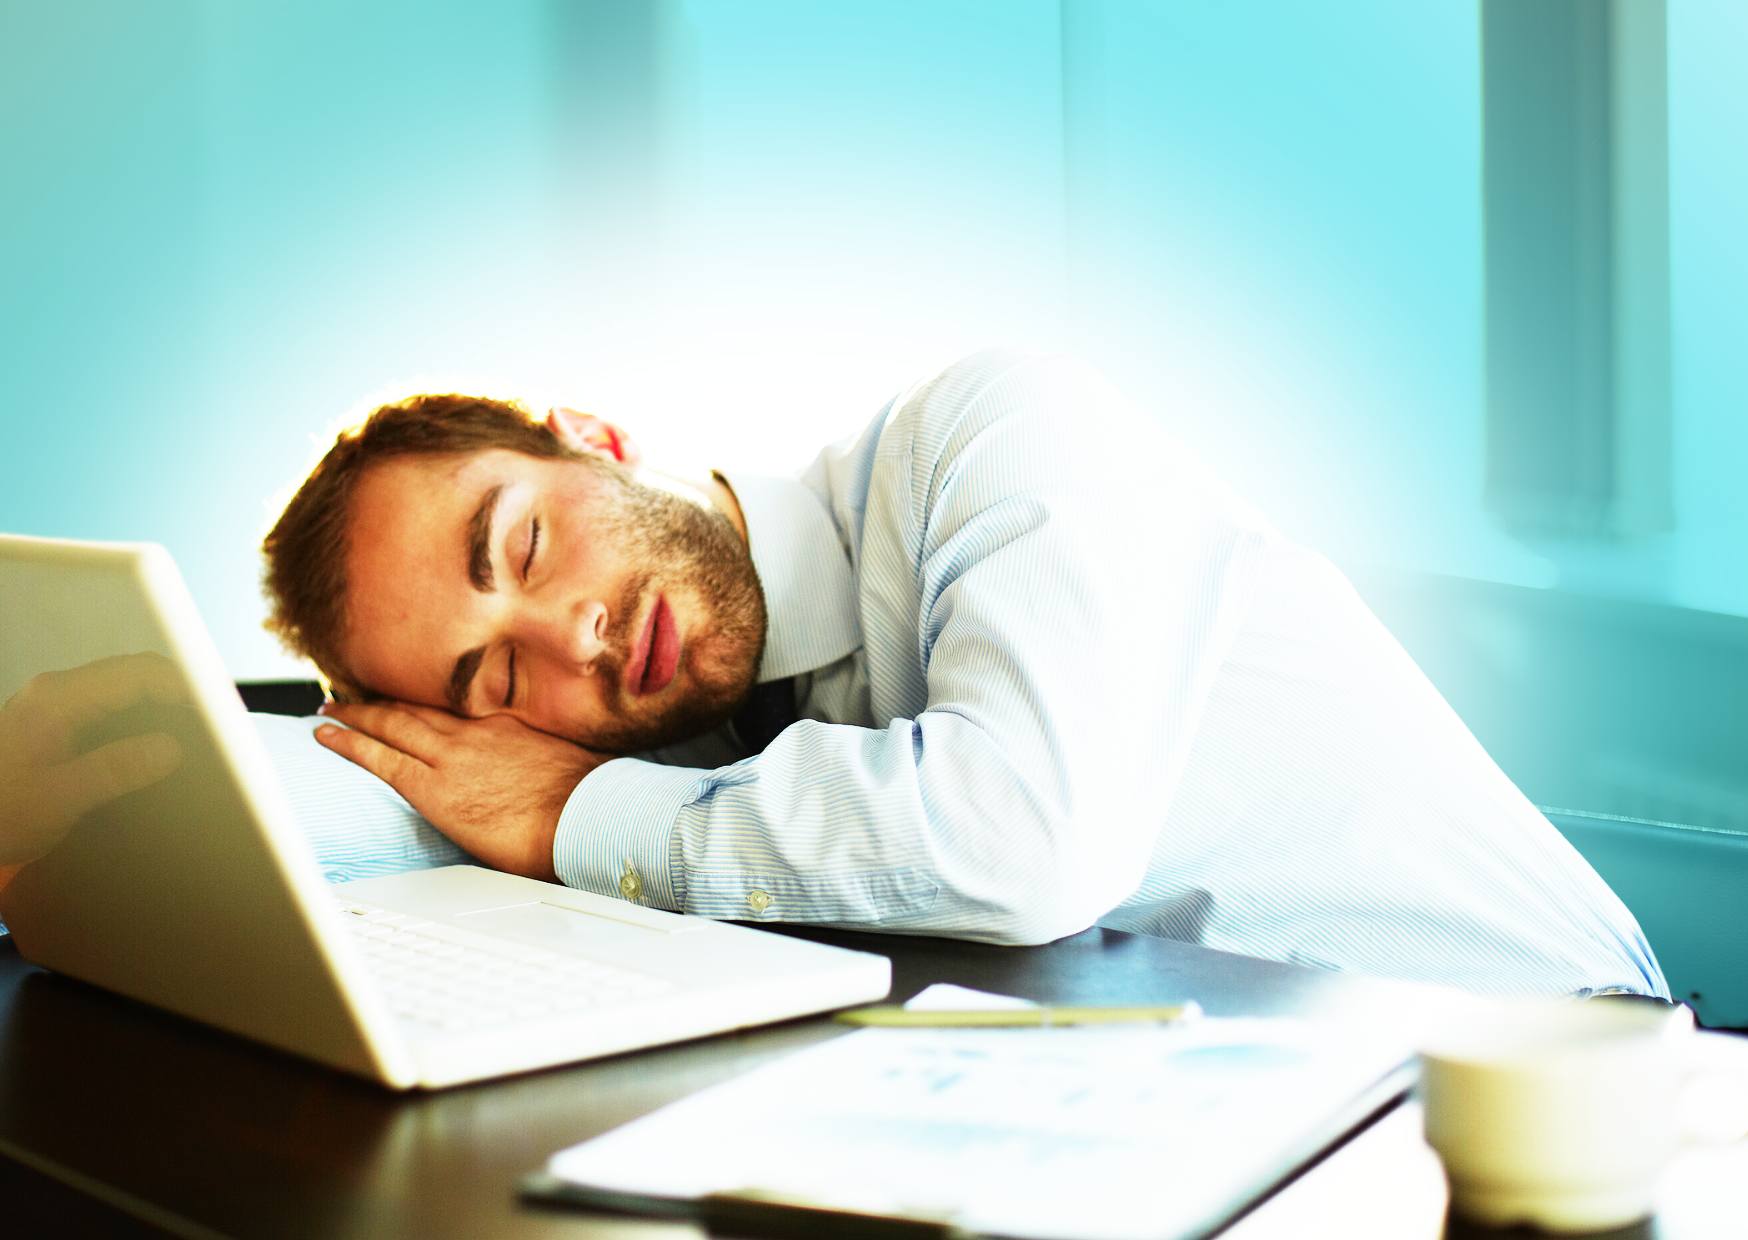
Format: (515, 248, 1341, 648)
(746, 889, 772, 914)
(619, 864, 644, 903)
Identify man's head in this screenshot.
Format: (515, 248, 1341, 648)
(262, 395, 766, 753)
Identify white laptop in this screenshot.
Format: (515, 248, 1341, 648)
(0, 534, 890, 1089)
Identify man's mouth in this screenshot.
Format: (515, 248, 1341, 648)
(627, 594, 680, 696)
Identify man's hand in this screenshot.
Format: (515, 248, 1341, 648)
(0, 652, 185, 872)
(314, 703, 611, 881)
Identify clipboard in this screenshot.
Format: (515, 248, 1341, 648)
(522, 987, 1415, 1240)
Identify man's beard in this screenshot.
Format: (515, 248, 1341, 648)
(571, 466, 767, 755)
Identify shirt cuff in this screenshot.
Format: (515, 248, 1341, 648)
(551, 757, 707, 910)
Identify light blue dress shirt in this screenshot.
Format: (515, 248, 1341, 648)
(542, 350, 1666, 998)
(187, 352, 1663, 998)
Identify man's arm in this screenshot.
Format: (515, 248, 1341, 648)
(553, 354, 1269, 944)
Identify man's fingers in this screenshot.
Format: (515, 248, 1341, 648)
(41, 732, 183, 821)
(315, 724, 428, 797)
(8, 653, 186, 761)
(319, 702, 448, 759)
(20, 652, 183, 716)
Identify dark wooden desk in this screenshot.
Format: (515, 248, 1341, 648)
(1, 925, 1733, 1238)
(0, 923, 1414, 1238)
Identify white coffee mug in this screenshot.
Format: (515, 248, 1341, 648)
(1418, 997, 1720, 1233)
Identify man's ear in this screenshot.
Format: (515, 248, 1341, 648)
(545, 407, 643, 467)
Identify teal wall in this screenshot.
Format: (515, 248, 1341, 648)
(3, 2, 574, 674)
(1059, 0, 1512, 575)
(1, 0, 1743, 682)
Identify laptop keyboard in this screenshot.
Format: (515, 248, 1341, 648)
(334, 898, 675, 1033)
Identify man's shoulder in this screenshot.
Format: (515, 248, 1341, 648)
(871, 349, 1140, 496)
(885, 348, 1066, 428)
(875, 350, 1078, 458)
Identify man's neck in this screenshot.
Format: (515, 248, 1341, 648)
(632, 469, 751, 547)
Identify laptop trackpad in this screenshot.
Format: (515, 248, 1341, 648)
(457, 900, 675, 952)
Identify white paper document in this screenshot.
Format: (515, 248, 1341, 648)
(545, 986, 1412, 1239)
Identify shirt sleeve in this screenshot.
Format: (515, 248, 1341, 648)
(250, 713, 472, 882)
(554, 354, 1267, 944)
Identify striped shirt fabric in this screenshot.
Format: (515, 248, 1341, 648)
(541, 350, 1667, 998)
(252, 712, 471, 883)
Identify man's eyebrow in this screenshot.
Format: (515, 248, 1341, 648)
(467, 484, 505, 592)
(447, 645, 487, 715)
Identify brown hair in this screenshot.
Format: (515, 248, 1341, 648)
(261, 394, 582, 696)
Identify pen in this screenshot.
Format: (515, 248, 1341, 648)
(835, 1001, 1203, 1028)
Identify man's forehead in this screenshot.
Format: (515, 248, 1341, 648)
(352, 451, 543, 543)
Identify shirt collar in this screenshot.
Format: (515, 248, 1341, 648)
(715, 470, 862, 683)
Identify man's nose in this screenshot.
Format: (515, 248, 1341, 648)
(531, 598, 611, 671)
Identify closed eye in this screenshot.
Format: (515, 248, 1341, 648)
(521, 515, 541, 579)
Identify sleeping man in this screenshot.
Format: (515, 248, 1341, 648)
(246, 350, 1666, 997)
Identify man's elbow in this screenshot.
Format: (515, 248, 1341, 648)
(968, 866, 1114, 946)
(977, 909, 1100, 947)
(943, 793, 1139, 946)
